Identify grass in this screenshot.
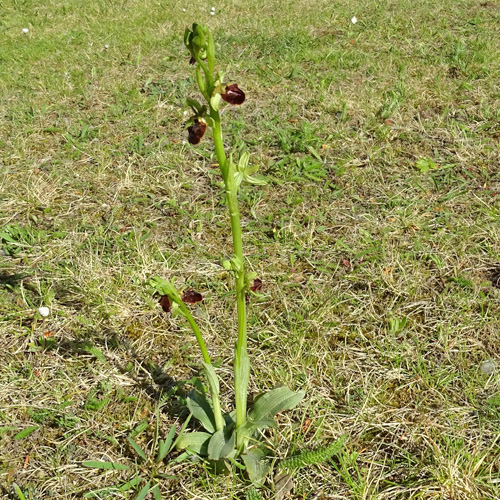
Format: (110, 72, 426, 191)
(1, 0, 500, 498)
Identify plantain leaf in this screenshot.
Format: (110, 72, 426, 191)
(250, 387, 305, 422)
(237, 417, 276, 443)
(187, 390, 216, 433)
(207, 429, 236, 460)
(175, 431, 211, 455)
(241, 446, 270, 487)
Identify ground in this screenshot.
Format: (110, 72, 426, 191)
(1, 0, 500, 498)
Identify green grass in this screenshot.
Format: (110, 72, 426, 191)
(1, 0, 500, 498)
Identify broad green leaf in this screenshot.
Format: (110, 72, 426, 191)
(237, 417, 276, 442)
(82, 460, 130, 471)
(250, 387, 305, 422)
(187, 390, 216, 433)
(14, 425, 38, 440)
(135, 481, 151, 500)
(241, 447, 270, 487)
(207, 429, 236, 460)
(157, 424, 177, 462)
(175, 431, 211, 455)
(127, 436, 147, 461)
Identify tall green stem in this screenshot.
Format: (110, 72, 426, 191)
(211, 108, 249, 447)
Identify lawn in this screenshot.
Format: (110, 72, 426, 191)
(1, 0, 500, 498)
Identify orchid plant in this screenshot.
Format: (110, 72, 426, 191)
(150, 23, 305, 485)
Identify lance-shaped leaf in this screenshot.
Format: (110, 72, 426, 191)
(187, 390, 216, 433)
(249, 387, 305, 423)
(157, 424, 177, 462)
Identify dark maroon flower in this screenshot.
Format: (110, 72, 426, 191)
(221, 84, 245, 105)
(159, 295, 171, 313)
(250, 278, 262, 292)
(187, 119, 207, 145)
(182, 289, 203, 304)
(189, 56, 196, 65)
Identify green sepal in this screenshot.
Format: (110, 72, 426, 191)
(210, 93, 221, 111)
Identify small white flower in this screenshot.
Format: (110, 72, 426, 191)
(182, 8, 186, 12)
(38, 306, 50, 317)
(22, 27, 29, 33)
(210, 11, 215, 15)
(351, 16, 357, 24)
(104, 44, 109, 49)
(211, 6, 215, 11)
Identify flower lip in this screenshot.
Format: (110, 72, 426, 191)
(159, 295, 171, 313)
(187, 118, 207, 145)
(221, 83, 245, 105)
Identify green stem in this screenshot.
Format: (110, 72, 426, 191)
(177, 300, 224, 431)
(211, 108, 249, 447)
